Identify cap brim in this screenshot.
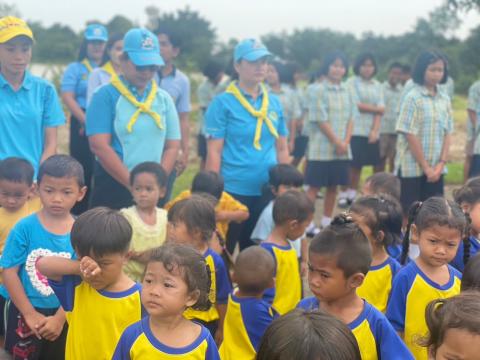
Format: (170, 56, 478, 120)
(128, 51, 164, 67)
(0, 30, 34, 44)
(85, 35, 108, 42)
(241, 49, 272, 62)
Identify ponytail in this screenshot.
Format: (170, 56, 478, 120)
(401, 201, 422, 265)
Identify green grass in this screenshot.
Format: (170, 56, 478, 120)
(171, 162, 199, 199)
(452, 95, 468, 125)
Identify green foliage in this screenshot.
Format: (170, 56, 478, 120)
(106, 15, 134, 35)
(0, 2, 19, 17)
(30, 22, 80, 63)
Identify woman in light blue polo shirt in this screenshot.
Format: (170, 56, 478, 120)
(61, 24, 108, 214)
(0, 16, 64, 175)
(205, 39, 289, 251)
(86, 28, 181, 210)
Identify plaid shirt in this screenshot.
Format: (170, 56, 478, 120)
(468, 81, 480, 154)
(272, 84, 302, 125)
(381, 82, 403, 134)
(395, 84, 453, 178)
(348, 76, 384, 137)
(307, 81, 354, 161)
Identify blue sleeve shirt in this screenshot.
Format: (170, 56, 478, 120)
(156, 68, 191, 114)
(61, 61, 94, 109)
(86, 67, 112, 106)
(250, 201, 274, 242)
(0, 71, 65, 177)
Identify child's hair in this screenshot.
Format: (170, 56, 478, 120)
(412, 50, 448, 85)
(154, 25, 181, 48)
(320, 50, 349, 77)
(129, 161, 168, 188)
(402, 64, 412, 74)
(37, 154, 85, 187)
(191, 171, 224, 201)
(400, 197, 468, 265)
(310, 214, 372, 277)
(461, 253, 480, 291)
(71, 207, 132, 257)
(234, 246, 275, 295)
(256, 308, 361, 360)
(202, 59, 224, 82)
(100, 32, 124, 66)
(0, 157, 34, 186)
(353, 52, 377, 78)
(423, 291, 480, 356)
(453, 176, 480, 206)
(270, 60, 295, 84)
(350, 194, 403, 250)
(389, 61, 404, 71)
(272, 190, 314, 226)
(268, 164, 303, 191)
(167, 194, 216, 243)
(364, 172, 401, 201)
(147, 243, 211, 311)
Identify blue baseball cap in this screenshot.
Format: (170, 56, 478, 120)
(84, 24, 108, 42)
(123, 28, 164, 67)
(234, 39, 272, 62)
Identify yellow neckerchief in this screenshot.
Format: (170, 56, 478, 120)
(102, 61, 117, 78)
(226, 81, 278, 150)
(81, 59, 93, 73)
(110, 76, 163, 133)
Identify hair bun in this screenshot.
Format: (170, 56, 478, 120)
(331, 212, 353, 226)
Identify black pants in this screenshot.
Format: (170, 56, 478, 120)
(70, 114, 94, 215)
(400, 172, 444, 215)
(159, 169, 176, 207)
(89, 161, 133, 210)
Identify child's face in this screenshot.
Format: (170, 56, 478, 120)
(167, 221, 195, 246)
(0, 179, 32, 212)
(361, 181, 374, 196)
(287, 214, 313, 240)
(141, 261, 197, 318)
(359, 59, 375, 80)
(412, 224, 461, 268)
(38, 176, 86, 217)
(433, 328, 480, 360)
(308, 252, 361, 303)
(424, 60, 444, 88)
(0, 37, 32, 76)
(388, 67, 402, 86)
(131, 172, 165, 211)
(327, 58, 346, 83)
(84, 251, 127, 290)
(266, 64, 280, 86)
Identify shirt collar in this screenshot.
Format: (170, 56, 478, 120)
(118, 75, 153, 101)
(325, 80, 344, 90)
(237, 81, 264, 100)
(0, 70, 33, 90)
(158, 65, 177, 80)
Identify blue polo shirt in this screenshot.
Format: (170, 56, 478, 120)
(86, 77, 181, 170)
(155, 67, 191, 114)
(0, 71, 65, 176)
(61, 59, 97, 109)
(205, 88, 287, 196)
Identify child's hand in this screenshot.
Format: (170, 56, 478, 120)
(300, 260, 308, 277)
(214, 327, 224, 347)
(24, 310, 47, 339)
(38, 315, 65, 341)
(79, 256, 101, 279)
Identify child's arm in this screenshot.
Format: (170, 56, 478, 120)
(38, 307, 66, 342)
(36, 256, 82, 281)
(128, 249, 155, 265)
(215, 210, 249, 223)
(215, 303, 227, 346)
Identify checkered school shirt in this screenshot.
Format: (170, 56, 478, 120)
(273, 84, 302, 125)
(306, 81, 354, 161)
(381, 82, 403, 135)
(468, 80, 480, 154)
(347, 76, 384, 137)
(394, 84, 453, 178)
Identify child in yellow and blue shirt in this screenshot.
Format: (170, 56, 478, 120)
(219, 246, 277, 360)
(298, 214, 413, 360)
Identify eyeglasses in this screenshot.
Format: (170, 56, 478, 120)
(135, 65, 159, 72)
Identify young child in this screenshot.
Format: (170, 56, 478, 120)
(351, 195, 403, 312)
(362, 171, 401, 202)
(37, 207, 143, 359)
(423, 291, 480, 360)
(452, 176, 480, 271)
(112, 244, 220, 359)
(0, 155, 86, 358)
(261, 190, 314, 314)
(298, 214, 413, 360)
(256, 308, 361, 360)
(387, 197, 466, 359)
(167, 194, 232, 343)
(219, 246, 277, 360)
(121, 162, 168, 282)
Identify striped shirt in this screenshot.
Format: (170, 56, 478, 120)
(307, 81, 354, 161)
(270, 84, 302, 126)
(395, 84, 453, 178)
(348, 76, 384, 137)
(381, 82, 403, 134)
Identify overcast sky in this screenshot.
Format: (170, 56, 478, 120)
(13, 0, 480, 40)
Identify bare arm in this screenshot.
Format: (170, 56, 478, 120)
(345, 120, 353, 144)
(468, 109, 478, 135)
(276, 136, 290, 164)
(88, 134, 130, 188)
(358, 103, 385, 115)
(161, 139, 181, 175)
(40, 127, 58, 163)
(215, 303, 227, 345)
(216, 209, 249, 223)
(404, 133, 431, 173)
(36, 256, 81, 282)
(177, 112, 191, 175)
(62, 92, 86, 124)
(319, 122, 342, 146)
(205, 139, 224, 173)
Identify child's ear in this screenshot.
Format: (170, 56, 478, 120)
(410, 224, 419, 244)
(376, 230, 385, 244)
(289, 219, 299, 230)
(185, 289, 200, 308)
(77, 186, 88, 202)
(349, 272, 365, 288)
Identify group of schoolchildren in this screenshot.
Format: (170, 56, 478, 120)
(2, 13, 480, 360)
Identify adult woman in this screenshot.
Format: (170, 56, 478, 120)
(205, 39, 289, 251)
(86, 28, 180, 210)
(61, 24, 108, 214)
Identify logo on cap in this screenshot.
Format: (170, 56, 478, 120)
(252, 40, 264, 49)
(93, 28, 102, 36)
(141, 35, 154, 50)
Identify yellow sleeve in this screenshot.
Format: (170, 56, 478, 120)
(164, 190, 191, 210)
(219, 192, 248, 212)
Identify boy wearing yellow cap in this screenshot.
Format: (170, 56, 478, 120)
(0, 16, 64, 177)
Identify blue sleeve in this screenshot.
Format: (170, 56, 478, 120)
(48, 275, 82, 312)
(250, 205, 274, 242)
(0, 223, 29, 268)
(260, 244, 276, 304)
(43, 83, 66, 127)
(376, 315, 414, 359)
(271, 95, 288, 137)
(86, 86, 116, 136)
(112, 322, 140, 360)
(176, 76, 191, 113)
(205, 332, 221, 360)
(450, 245, 465, 272)
(87, 70, 102, 106)
(164, 95, 181, 140)
(242, 302, 275, 351)
(204, 96, 227, 139)
(385, 270, 410, 332)
(296, 297, 319, 311)
(214, 255, 232, 304)
(61, 62, 80, 93)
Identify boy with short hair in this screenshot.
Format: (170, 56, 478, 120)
(37, 207, 143, 360)
(261, 190, 314, 315)
(219, 246, 277, 360)
(0, 154, 86, 358)
(297, 215, 413, 359)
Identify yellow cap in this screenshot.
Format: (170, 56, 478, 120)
(0, 16, 34, 44)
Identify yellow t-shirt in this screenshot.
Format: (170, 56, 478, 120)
(165, 190, 248, 239)
(120, 206, 167, 282)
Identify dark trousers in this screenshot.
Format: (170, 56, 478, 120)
(159, 169, 177, 207)
(400, 172, 444, 215)
(70, 115, 94, 215)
